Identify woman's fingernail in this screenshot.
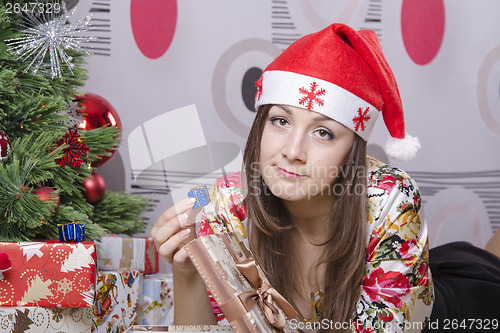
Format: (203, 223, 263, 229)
(178, 213, 188, 225)
(186, 197, 196, 207)
(181, 228, 191, 237)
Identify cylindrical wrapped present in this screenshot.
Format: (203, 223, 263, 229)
(185, 233, 298, 333)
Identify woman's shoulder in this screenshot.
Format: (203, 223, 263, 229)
(366, 155, 419, 193)
(365, 156, 423, 228)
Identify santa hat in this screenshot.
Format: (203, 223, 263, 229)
(254, 23, 420, 161)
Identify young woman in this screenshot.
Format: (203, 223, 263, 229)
(151, 23, 433, 332)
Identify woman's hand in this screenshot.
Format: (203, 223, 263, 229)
(152, 198, 217, 324)
(151, 197, 201, 272)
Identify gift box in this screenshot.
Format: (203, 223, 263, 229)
(92, 270, 142, 333)
(96, 237, 159, 274)
(140, 274, 174, 325)
(188, 185, 211, 208)
(0, 241, 96, 308)
(0, 306, 93, 333)
(185, 233, 298, 333)
(58, 222, 85, 242)
(124, 325, 233, 332)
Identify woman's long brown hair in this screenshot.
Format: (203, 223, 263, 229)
(243, 104, 367, 332)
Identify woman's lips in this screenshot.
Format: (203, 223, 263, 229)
(275, 166, 306, 178)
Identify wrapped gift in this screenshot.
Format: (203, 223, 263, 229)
(185, 233, 298, 333)
(0, 306, 93, 332)
(124, 325, 233, 332)
(96, 237, 159, 274)
(92, 270, 142, 333)
(0, 241, 96, 308)
(58, 222, 85, 242)
(140, 274, 174, 325)
(188, 185, 211, 208)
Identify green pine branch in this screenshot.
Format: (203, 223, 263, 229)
(80, 126, 121, 164)
(92, 192, 150, 235)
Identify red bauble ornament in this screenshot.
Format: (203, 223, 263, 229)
(82, 172, 106, 204)
(33, 186, 60, 211)
(0, 130, 11, 160)
(76, 93, 122, 167)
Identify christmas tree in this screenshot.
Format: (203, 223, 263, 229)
(0, 1, 149, 241)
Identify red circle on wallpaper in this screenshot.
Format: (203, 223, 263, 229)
(130, 0, 177, 59)
(401, 0, 445, 65)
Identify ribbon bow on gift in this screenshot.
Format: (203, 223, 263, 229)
(219, 258, 297, 330)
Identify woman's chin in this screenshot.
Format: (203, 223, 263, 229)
(267, 184, 310, 201)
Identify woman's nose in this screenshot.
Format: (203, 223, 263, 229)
(281, 131, 307, 162)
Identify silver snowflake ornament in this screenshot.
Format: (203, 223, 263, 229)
(58, 101, 83, 128)
(5, 3, 95, 79)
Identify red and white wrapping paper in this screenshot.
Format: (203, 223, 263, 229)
(96, 236, 159, 274)
(0, 241, 96, 308)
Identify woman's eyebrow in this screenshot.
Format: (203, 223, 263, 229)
(312, 114, 334, 123)
(276, 105, 292, 114)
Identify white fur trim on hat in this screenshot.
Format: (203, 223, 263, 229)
(384, 133, 421, 161)
(256, 70, 380, 141)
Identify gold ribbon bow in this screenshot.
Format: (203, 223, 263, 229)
(219, 258, 297, 330)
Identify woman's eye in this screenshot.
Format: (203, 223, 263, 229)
(315, 129, 334, 140)
(270, 117, 289, 127)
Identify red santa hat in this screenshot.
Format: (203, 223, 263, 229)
(254, 23, 420, 161)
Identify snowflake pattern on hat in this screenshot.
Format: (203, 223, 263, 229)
(255, 75, 263, 102)
(299, 82, 325, 110)
(353, 107, 371, 132)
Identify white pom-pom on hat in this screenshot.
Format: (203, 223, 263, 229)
(384, 133, 421, 161)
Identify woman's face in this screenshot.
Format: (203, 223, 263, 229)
(258, 105, 355, 202)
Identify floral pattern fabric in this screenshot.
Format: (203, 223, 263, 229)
(198, 157, 434, 332)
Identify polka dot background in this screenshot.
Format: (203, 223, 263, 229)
(130, 0, 177, 59)
(401, 0, 445, 65)
(77, 0, 500, 264)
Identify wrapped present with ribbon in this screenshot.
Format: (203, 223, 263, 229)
(188, 185, 211, 209)
(58, 222, 85, 242)
(185, 233, 298, 333)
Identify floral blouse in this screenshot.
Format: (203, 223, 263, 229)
(198, 157, 434, 332)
